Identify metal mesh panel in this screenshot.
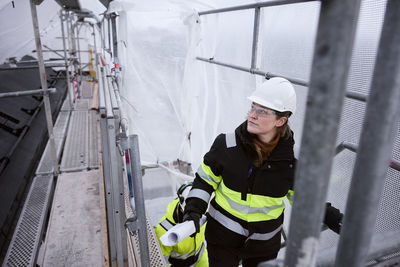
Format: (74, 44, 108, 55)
(375, 167, 400, 234)
(3, 175, 53, 267)
(129, 217, 167, 267)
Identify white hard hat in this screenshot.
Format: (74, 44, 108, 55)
(248, 77, 296, 114)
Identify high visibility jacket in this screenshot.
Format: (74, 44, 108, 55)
(185, 121, 295, 256)
(155, 198, 208, 267)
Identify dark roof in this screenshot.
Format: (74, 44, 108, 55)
(0, 56, 67, 250)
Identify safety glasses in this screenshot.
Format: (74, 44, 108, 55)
(248, 103, 277, 117)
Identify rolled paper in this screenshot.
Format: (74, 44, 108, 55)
(160, 215, 207, 246)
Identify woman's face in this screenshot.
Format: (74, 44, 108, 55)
(247, 103, 287, 142)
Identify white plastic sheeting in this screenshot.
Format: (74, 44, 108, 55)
(113, 0, 400, 260)
(114, 0, 319, 170)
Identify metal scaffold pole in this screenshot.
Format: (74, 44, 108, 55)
(335, 1, 400, 266)
(29, 0, 59, 175)
(250, 7, 260, 70)
(60, 10, 74, 109)
(284, 0, 362, 266)
(76, 22, 83, 91)
(122, 135, 151, 267)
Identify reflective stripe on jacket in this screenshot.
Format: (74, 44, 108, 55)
(155, 198, 208, 266)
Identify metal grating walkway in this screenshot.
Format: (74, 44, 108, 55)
(36, 110, 70, 175)
(60, 109, 99, 172)
(74, 99, 90, 110)
(3, 175, 54, 267)
(60, 110, 89, 172)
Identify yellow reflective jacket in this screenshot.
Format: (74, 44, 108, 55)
(155, 198, 208, 267)
(185, 121, 296, 246)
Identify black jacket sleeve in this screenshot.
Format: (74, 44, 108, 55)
(184, 134, 225, 215)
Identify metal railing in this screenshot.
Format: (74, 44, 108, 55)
(334, 1, 400, 265)
(197, 0, 318, 87)
(97, 10, 152, 264)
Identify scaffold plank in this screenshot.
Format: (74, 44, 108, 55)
(60, 110, 88, 172)
(74, 99, 90, 110)
(42, 170, 106, 267)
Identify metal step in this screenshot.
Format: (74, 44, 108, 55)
(3, 175, 54, 267)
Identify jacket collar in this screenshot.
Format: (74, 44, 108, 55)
(236, 120, 295, 161)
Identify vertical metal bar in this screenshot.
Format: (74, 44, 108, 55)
(102, 19, 107, 51)
(127, 135, 150, 267)
(29, 0, 59, 175)
(66, 12, 74, 60)
(69, 13, 79, 99)
(335, 1, 400, 266)
(60, 10, 74, 109)
(91, 24, 98, 67)
(111, 13, 118, 59)
(97, 54, 106, 109)
(108, 16, 112, 53)
(107, 118, 128, 266)
(76, 22, 83, 92)
(99, 112, 117, 265)
(284, 0, 362, 266)
(251, 7, 261, 69)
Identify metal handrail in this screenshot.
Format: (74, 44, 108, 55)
(335, 141, 400, 172)
(0, 88, 56, 99)
(198, 0, 318, 16)
(196, 56, 308, 86)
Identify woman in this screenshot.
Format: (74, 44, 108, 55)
(183, 77, 297, 266)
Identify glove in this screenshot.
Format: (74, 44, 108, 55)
(324, 202, 343, 234)
(183, 211, 201, 237)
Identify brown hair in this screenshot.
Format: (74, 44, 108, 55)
(250, 111, 292, 167)
(275, 111, 293, 139)
(251, 134, 280, 167)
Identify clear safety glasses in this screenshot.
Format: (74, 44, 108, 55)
(248, 103, 277, 117)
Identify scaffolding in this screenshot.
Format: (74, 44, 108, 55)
(196, 0, 400, 266)
(2, 0, 400, 267)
